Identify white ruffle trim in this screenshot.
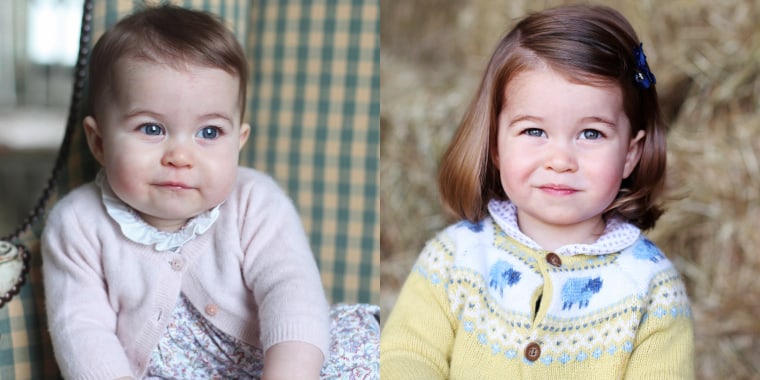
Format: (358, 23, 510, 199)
(488, 199, 640, 256)
(96, 171, 220, 252)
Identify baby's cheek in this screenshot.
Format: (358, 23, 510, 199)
(202, 165, 238, 202)
(108, 177, 140, 204)
(106, 164, 146, 198)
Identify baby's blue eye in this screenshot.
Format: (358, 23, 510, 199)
(197, 127, 220, 140)
(139, 123, 164, 136)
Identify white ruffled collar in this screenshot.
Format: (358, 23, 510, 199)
(488, 199, 640, 256)
(96, 171, 221, 252)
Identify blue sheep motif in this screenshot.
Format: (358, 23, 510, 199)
(561, 277, 603, 310)
(488, 260, 521, 296)
(632, 238, 665, 263)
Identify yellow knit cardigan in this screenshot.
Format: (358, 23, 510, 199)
(381, 205, 693, 380)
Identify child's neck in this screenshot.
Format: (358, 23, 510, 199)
(515, 212, 606, 252)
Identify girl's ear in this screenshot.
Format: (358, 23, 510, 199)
(490, 125, 501, 170)
(83, 116, 106, 166)
(623, 130, 645, 179)
(490, 147, 500, 170)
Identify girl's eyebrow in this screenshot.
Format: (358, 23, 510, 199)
(507, 115, 618, 128)
(581, 116, 618, 127)
(507, 115, 543, 127)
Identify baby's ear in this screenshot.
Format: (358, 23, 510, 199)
(623, 130, 645, 179)
(83, 116, 106, 166)
(238, 122, 251, 150)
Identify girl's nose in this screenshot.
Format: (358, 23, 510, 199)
(543, 142, 578, 173)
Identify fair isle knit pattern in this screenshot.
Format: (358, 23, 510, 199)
(381, 200, 694, 379)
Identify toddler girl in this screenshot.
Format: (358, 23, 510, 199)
(381, 5, 694, 379)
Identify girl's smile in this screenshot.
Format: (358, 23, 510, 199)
(537, 184, 580, 196)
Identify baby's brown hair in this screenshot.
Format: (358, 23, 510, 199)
(87, 5, 248, 121)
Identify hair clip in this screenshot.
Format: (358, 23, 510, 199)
(633, 43, 656, 89)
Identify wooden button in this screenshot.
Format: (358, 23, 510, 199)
(205, 304, 218, 316)
(546, 252, 562, 267)
(524, 342, 541, 361)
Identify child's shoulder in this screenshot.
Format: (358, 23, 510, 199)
(233, 167, 285, 198)
(61, 180, 100, 201)
(423, 217, 496, 253)
(619, 236, 672, 267)
(616, 235, 683, 286)
(44, 181, 103, 235)
(617, 236, 692, 319)
(48, 181, 100, 216)
(230, 166, 298, 211)
(236, 166, 272, 182)
(235, 166, 284, 192)
(444, 217, 495, 235)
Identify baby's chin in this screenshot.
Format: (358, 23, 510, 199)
(137, 211, 198, 232)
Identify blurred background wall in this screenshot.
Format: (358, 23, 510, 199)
(380, 0, 760, 378)
(0, 0, 80, 235)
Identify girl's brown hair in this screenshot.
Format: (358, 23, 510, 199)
(438, 5, 666, 230)
(87, 5, 248, 120)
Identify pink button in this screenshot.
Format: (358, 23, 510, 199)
(170, 257, 185, 271)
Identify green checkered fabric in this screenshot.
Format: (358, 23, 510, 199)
(0, 0, 378, 377)
(244, 1, 379, 304)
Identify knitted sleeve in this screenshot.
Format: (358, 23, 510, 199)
(380, 233, 457, 380)
(41, 186, 134, 379)
(236, 169, 330, 358)
(625, 268, 695, 379)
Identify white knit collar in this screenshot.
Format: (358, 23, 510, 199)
(488, 199, 640, 256)
(96, 170, 221, 252)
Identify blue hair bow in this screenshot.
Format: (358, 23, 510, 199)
(633, 43, 656, 89)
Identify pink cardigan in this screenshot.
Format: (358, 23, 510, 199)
(42, 167, 330, 379)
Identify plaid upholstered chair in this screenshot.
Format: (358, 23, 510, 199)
(0, 0, 379, 377)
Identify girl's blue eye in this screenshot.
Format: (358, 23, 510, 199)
(523, 128, 545, 137)
(580, 129, 602, 140)
(197, 126, 221, 140)
(139, 123, 164, 136)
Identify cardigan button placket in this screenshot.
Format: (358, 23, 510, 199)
(546, 252, 562, 267)
(169, 256, 185, 272)
(524, 342, 541, 361)
(205, 303, 218, 316)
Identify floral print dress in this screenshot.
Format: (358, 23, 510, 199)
(145, 300, 380, 379)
